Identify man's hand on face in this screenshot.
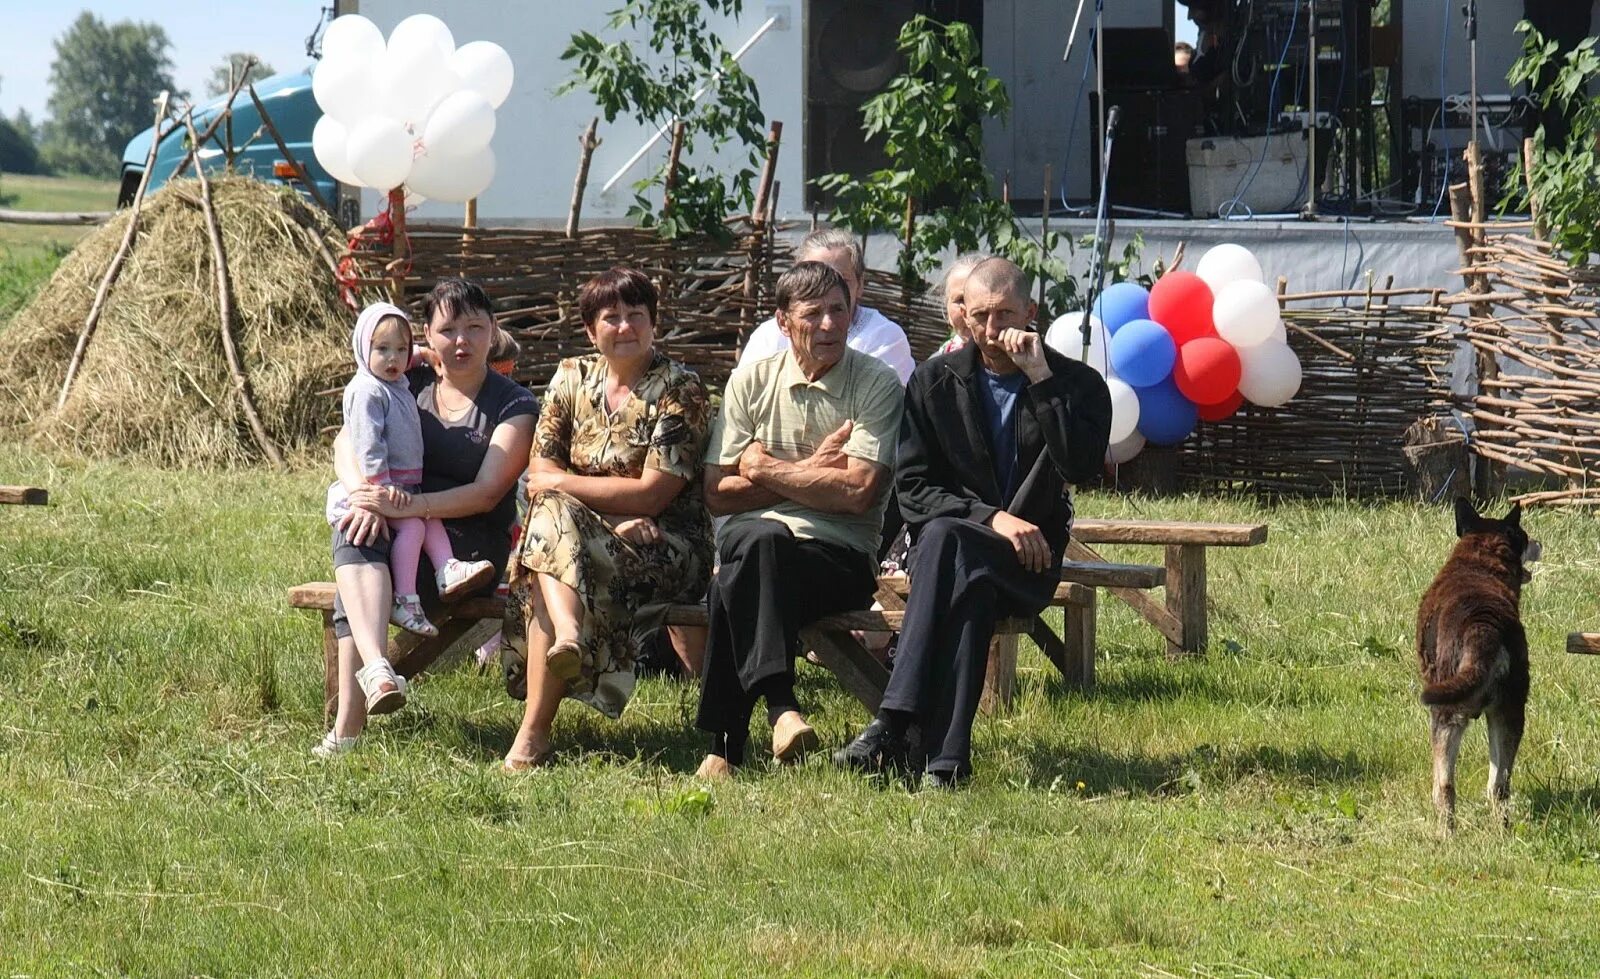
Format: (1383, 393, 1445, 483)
(996, 328, 1052, 384)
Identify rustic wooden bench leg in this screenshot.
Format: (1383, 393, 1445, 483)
(1029, 615, 1070, 678)
(801, 626, 889, 714)
(980, 634, 1018, 714)
(1063, 592, 1097, 690)
(321, 610, 339, 725)
(1165, 543, 1207, 658)
(391, 616, 479, 679)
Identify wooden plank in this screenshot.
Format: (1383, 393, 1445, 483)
(0, 486, 48, 505)
(1060, 561, 1164, 589)
(1063, 593, 1097, 690)
(0, 208, 110, 225)
(878, 574, 1093, 607)
(1165, 543, 1207, 658)
(1029, 616, 1070, 677)
(391, 616, 481, 679)
(801, 627, 890, 713)
(321, 610, 339, 723)
(1567, 633, 1600, 655)
(1072, 519, 1268, 547)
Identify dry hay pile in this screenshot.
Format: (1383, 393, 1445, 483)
(0, 175, 372, 468)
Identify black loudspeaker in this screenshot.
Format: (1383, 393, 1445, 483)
(803, 0, 982, 210)
(1090, 89, 1204, 215)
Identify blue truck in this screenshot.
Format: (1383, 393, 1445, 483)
(117, 67, 341, 219)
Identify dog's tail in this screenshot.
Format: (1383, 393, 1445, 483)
(1421, 623, 1505, 705)
(1421, 656, 1493, 705)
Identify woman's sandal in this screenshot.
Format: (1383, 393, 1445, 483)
(311, 732, 358, 758)
(356, 659, 408, 715)
(544, 639, 583, 682)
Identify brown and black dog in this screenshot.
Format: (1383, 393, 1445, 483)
(1416, 498, 1541, 832)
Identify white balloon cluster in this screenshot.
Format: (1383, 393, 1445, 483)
(1197, 244, 1301, 410)
(311, 14, 513, 203)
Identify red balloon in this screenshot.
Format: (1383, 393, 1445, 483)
(1196, 390, 1245, 422)
(1148, 270, 1216, 346)
(1174, 337, 1242, 406)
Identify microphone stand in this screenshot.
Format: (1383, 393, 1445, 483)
(1080, 105, 1120, 365)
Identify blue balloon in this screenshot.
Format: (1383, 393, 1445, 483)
(1094, 282, 1151, 334)
(1135, 377, 1199, 446)
(1108, 318, 1176, 388)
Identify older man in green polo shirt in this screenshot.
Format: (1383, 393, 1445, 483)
(694, 261, 905, 779)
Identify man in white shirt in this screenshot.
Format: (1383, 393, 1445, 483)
(737, 228, 915, 385)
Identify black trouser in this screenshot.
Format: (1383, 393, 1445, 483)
(882, 517, 1055, 778)
(696, 518, 877, 737)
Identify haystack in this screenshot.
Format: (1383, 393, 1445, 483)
(0, 175, 374, 468)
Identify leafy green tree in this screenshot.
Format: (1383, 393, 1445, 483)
(814, 16, 1104, 317)
(1504, 21, 1600, 261)
(0, 80, 43, 175)
(561, 0, 767, 240)
(41, 12, 178, 176)
(207, 53, 275, 97)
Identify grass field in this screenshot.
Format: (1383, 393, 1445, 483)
(0, 173, 120, 323)
(2, 443, 1599, 975)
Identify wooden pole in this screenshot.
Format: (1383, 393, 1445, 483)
(741, 121, 783, 352)
(662, 120, 686, 215)
(387, 187, 409, 306)
(1521, 137, 1542, 237)
(183, 114, 286, 471)
(566, 117, 600, 238)
(58, 92, 171, 410)
(247, 82, 332, 215)
(172, 66, 255, 179)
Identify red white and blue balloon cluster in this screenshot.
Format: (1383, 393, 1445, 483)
(311, 14, 514, 204)
(1045, 244, 1302, 464)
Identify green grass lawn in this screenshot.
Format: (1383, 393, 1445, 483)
(2, 443, 1599, 975)
(0, 173, 120, 324)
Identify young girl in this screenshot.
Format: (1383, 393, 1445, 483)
(327, 303, 496, 643)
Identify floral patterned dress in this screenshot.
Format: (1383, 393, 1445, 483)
(503, 351, 713, 717)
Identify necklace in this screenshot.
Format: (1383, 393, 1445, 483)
(435, 383, 476, 419)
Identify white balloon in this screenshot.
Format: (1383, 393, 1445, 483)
(1268, 317, 1287, 344)
(321, 15, 385, 65)
(388, 14, 455, 61)
(311, 115, 360, 186)
(1237, 340, 1302, 407)
(1195, 243, 1264, 292)
(1046, 312, 1113, 377)
(406, 145, 495, 203)
(1213, 279, 1283, 349)
(1107, 431, 1146, 465)
(312, 55, 379, 125)
(347, 116, 414, 191)
(1106, 377, 1141, 444)
(422, 90, 496, 155)
(375, 46, 460, 128)
(452, 40, 515, 108)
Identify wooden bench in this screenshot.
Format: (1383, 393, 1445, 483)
(288, 562, 1142, 722)
(1068, 518, 1268, 657)
(1566, 634, 1600, 655)
(0, 486, 47, 505)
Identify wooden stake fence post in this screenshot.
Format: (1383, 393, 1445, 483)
(58, 92, 171, 410)
(1451, 141, 1499, 497)
(567, 117, 600, 239)
(741, 121, 782, 352)
(183, 114, 286, 471)
(387, 187, 408, 306)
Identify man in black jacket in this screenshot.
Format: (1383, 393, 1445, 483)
(834, 257, 1112, 788)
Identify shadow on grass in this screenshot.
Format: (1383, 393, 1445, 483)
(1524, 783, 1600, 819)
(1012, 737, 1389, 796)
(1039, 659, 1331, 709)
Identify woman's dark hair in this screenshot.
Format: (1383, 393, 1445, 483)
(423, 277, 495, 325)
(578, 267, 659, 327)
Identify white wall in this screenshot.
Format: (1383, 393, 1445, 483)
(1399, 0, 1539, 100)
(350, 0, 804, 223)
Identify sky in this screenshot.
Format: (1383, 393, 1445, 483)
(1, 2, 324, 121)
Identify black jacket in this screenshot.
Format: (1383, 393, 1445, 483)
(895, 342, 1113, 559)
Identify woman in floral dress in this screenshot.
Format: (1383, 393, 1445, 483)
(501, 267, 713, 770)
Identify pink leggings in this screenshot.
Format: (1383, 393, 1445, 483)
(390, 517, 454, 596)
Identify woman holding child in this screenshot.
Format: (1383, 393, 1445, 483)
(318, 278, 538, 756)
(500, 266, 714, 771)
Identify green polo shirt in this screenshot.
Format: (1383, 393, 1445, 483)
(710, 347, 904, 554)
